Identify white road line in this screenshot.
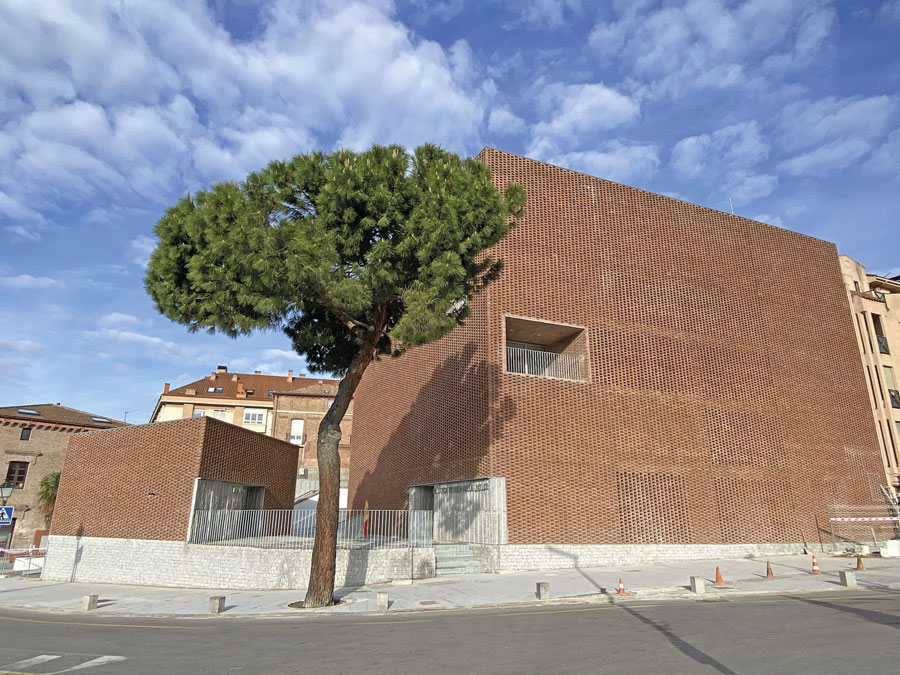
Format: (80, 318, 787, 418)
(2, 655, 62, 669)
(49, 656, 128, 673)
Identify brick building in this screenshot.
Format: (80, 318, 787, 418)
(151, 366, 351, 500)
(348, 148, 884, 556)
(0, 404, 127, 549)
(839, 255, 900, 495)
(51, 416, 297, 542)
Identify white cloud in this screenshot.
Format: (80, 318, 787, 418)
(97, 313, 144, 330)
(129, 234, 157, 268)
(866, 127, 900, 173)
(487, 106, 527, 135)
(0, 0, 490, 240)
(724, 172, 778, 205)
(781, 95, 896, 148)
(507, 0, 584, 29)
(0, 274, 61, 289)
(544, 143, 661, 185)
(532, 83, 639, 143)
(0, 339, 42, 357)
(671, 121, 769, 178)
(671, 121, 774, 204)
(778, 139, 872, 176)
(880, 0, 900, 21)
(82, 327, 197, 362)
(588, 0, 837, 99)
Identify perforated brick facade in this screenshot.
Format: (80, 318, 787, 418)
(348, 148, 884, 546)
(52, 417, 297, 541)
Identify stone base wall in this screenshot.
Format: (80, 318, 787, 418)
(42, 535, 435, 590)
(482, 542, 810, 572)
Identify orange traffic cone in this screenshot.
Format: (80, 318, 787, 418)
(617, 578, 627, 596)
(714, 566, 725, 587)
(766, 561, 775, 579)
(856, 554, 865, 571)
(811, 556, 822, 574)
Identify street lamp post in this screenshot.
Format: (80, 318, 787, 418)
(0, 481, 14, 507)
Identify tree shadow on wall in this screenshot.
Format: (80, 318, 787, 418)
(352, 340, 515, 538)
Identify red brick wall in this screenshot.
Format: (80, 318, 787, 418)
(348, 148, 884, 545)
(199, 418, 298, 510)
(52, 417, 299, 540)
(52, 418, 205, 541)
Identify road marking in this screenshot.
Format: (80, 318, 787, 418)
(339, 619, 433, 625)
(498, 604, 667, 617)
(2, 656, 61, 670)
(0, 615, 208, 630)
(49, 656, 127, 673)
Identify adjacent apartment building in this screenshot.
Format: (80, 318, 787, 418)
(0, 404, 128, 548)
(348, 148, 884, 555)
(840, 255, 900, 495)
(150, 367, 352, 502)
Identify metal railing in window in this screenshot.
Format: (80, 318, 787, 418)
(890, 389, 900, 409)
(878, 335, 891, 355)
(188, 509, 433, 550)
(506, 346, 585, 382)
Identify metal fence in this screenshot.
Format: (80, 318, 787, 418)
(189, 509, 433, 550)
(506, 346, 584, 382)
(827, 504, 900, 545)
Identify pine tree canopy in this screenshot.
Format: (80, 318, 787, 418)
(145, 144, 525, 374)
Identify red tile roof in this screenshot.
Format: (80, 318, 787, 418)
(0, 404, 129, 429)
(164, 370, 339, 403)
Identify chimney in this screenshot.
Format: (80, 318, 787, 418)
(232, 374, 238, 381)
(186, 388, 196, 395)
(287, 369, 293, 383)
(254, 370, 261, 375)
(163, 383, 170, 394)
(208, 374, 216, 381)
(237, 382, 246, 399)
(217, 365, 228, 373)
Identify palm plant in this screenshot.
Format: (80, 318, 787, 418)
(38, 472, 60, 521)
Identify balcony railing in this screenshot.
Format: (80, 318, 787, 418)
(506, 346, 585, 382)
(890, 389, 900, 409)
(878, 335, 891, 355)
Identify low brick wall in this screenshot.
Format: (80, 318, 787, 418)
(480, 543, 809, 572)
(42, 535, 435, 590)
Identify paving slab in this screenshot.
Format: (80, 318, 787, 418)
(1, 553, 898, 617)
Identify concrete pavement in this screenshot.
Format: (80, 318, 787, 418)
(1, 552, 898, 617)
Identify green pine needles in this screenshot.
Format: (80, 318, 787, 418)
(145, 143, 525, 375)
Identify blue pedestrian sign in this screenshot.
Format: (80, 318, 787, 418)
(0, 507, 13, 525)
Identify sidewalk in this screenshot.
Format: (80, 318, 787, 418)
(1, 553, 898, 617)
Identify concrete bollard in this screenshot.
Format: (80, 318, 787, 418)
(839, 571, 857, 588)
(376, 591, 389, 612)
(82, 594, 98, 611)
(536, 582, 550, 601)
(209, 596, 226, 614)
(690, 576, 706, 594)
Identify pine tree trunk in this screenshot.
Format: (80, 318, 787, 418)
(303, 306, 385, 608)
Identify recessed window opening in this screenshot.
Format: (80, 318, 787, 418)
(873, 314, 891, 354)
(505, 316, 587, 382)
(20, 428, 31, 441)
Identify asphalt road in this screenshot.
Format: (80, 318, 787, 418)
(1, 591, 899, 674)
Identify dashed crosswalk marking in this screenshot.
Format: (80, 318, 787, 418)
(1, 657, 62, 671)
(0, 654, 126, 674)
(48, 656, 127, 674)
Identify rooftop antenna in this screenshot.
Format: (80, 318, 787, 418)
(729, 197, 734, 215)
(123, 408, 141, 423)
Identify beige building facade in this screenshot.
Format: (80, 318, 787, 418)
(150, 366, 350, 499)
(0, 404, 128, 549)
(840, 255, 900, 496)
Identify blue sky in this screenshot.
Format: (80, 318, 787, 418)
(1, 0, 899, 423)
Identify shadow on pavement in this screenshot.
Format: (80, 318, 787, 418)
(617, 604, 738, 675)
(790, 592, 900, 629)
